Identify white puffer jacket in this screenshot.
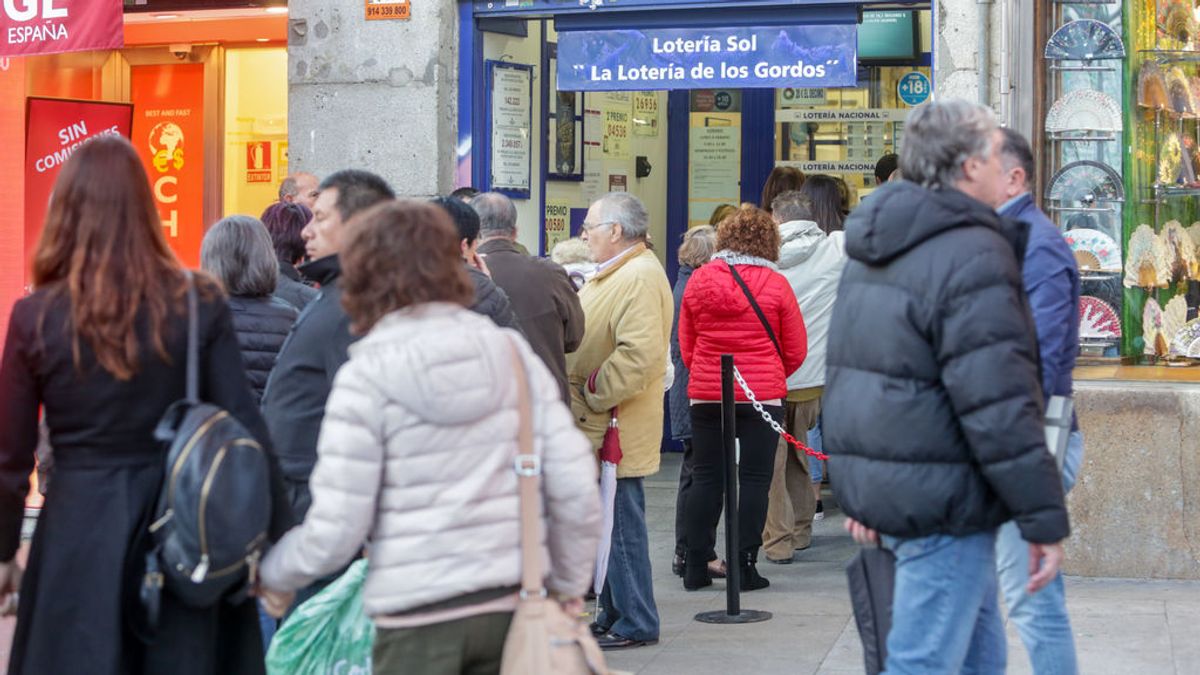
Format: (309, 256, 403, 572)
(778, 220, 847, 391)
(259, 303, 601, 617)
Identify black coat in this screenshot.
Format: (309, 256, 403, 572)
(274, 260, 318, 312)
(466, 263, 522, 332)
(823, 182, 1069, 545)
(227, 295, 298, 403)
(261, 254, 357, 520)
(0, 278, 292, 675)
(668, 265, 695, 441)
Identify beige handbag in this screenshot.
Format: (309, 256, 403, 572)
(500, 341, 610, 675)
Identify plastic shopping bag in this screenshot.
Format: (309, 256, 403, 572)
(266, 560, 374, 675)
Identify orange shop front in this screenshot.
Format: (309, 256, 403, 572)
(0, 4, 289, 509)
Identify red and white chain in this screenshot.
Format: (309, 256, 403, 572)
(732, 366, 830, 461)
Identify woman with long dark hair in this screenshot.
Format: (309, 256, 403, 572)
(760, 166, 805, 215)
(799, 174, 847, 234)
(0, 136, 291, 674)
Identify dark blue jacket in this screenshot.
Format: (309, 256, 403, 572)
(668, 265, 695, 441)
(1000, 193, 1080, 399)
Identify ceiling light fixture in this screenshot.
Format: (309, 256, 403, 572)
(256, 38, 271, 42)
(155, 13, 180, 19)
(264, 6, 288, 14)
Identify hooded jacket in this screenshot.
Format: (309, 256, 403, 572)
(823, 181, 1070, 545)
(259, 304, 601, 617)
(776, 220, 847, 391)
(679, 253, 807, 402)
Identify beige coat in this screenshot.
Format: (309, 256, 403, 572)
(259, 303, 601, 617)
(566, 245, 674, 479)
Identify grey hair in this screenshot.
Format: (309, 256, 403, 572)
(899, 100, 999, 190)
(771, 191, 814, 223)
(200, 215, 279, 298)
(470, 192, 518, 237)
(594, 192, 649, 241)
(278, 176, 299, 201)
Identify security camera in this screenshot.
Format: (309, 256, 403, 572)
(169, 44, 192, 60)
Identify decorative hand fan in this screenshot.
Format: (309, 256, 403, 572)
(1170, 318, 1200, 358)
(1045, 90, 1123, 132)
(1144, 298, 1165, 356)
(1045, 160, 1125, 204)
(1160, 133, 1184, 184)
(1163, 2, 1197, 46)
(1167, 67, 1197, 116)
(1162, 220, 1198, 281)
(1125, 224, 1171, 288)
(1079, 296, 1122, 340)
(1139, 61, 1169, 110)
(1064, 228, 1122, 272)
(1045, 19, 1126, 60)
(1188, 222, 1200, 249)
(1163, 296, 1189, 356)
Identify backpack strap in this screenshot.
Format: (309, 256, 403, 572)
(185, 271, 199, 404)
(725, 260, 782, 359)
(509, 340, 545, 598)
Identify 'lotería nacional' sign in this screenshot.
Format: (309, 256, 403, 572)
(1, 0, 124, 58)
(557, 25, 857, 92)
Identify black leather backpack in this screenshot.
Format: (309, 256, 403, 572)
(141, 274, 272, 619)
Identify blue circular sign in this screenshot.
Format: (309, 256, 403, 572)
(898, 72, 931, 106)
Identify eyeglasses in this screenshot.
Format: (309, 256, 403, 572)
(581, 219, 616, 233)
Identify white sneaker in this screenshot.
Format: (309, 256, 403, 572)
(814, 499, 825, 521)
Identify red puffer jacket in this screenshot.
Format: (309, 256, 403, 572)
(680, 258, 807, 401)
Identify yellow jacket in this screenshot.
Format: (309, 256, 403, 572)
(567, 245, 673, 479)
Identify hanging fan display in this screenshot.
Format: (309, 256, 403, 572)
(1138, 61, 1169, 110)
(1064, 228, 1122, 272)
(1160, 133, 1185, 184)
(1162, 220, 1198, 281)
(1045, 160, 1125, 205)
(1125, 224, 1171, 288)
(1045, 19, 1126, 60)
(1163, 296, 1189, 356)
(1162, 2, 1197, 47)
(1170, 318, 1200, 358)
(1167, 67, 1197, 116)
(1144, 298, 1166, 356)
(1188, 222, 1200, 250)
(1079, 297, 1122, 340)
(1045, 90, 1123, 132)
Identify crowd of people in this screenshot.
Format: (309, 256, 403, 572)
(0, 98, 1081, 675)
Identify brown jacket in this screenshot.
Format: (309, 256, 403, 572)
(478, 238, 585, 402)
(566, 245, 673, 479)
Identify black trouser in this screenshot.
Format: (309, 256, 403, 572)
(674, 439, 702, 558)
(685, 403, 783, 562)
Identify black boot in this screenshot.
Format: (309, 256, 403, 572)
(739, 550, 770, 591)
(683, 557, 713, 591)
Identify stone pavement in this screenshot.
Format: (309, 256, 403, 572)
(603, 452, 1200, 675)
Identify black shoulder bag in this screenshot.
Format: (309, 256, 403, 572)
(726, 260, 782, 359)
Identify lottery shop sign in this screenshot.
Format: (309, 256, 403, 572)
(1, 0, 124, 58)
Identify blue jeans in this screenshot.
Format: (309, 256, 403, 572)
(995, 429, 1084, 675)
(257, 602, 277, 653)
(597, 477, 660, 642)
(881, 530, 1006, 674)
(808, 416, 825, 484)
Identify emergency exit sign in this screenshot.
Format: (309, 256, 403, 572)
(365, 0, 410, 20)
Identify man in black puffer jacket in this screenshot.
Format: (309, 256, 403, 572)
(824, 100, 1069, 674)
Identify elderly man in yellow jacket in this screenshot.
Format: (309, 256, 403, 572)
(567, 192, 673, 651)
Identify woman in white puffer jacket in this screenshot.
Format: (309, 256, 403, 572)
(258, 200, 601, 674)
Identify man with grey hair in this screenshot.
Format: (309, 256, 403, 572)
(567, 192, 672, 650)
(279, 172, 320, 210)
(823, 100, 1070, 672)
(472, 192, 584, 403)
(761, 190, 847, 564)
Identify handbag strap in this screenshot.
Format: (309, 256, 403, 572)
(509, 340, 545, 597)
(725, 260, 782, 359)
(184, 271, 199, 403)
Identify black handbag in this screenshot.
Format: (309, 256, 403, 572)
(141, 274, 272, 621)
(845, 545, 897, 675)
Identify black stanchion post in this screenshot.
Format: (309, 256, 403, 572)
(695, 354, 771, 625)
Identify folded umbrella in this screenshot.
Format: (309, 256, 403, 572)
(594, 408, 622, 596)
(845, 545, 897, 675)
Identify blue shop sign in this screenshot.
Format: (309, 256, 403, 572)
(557, 25, 858, 92)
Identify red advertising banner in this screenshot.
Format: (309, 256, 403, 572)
(24, 97, 134, 282)
(0, 0, 124, 58)
(131, 64, 205, 268)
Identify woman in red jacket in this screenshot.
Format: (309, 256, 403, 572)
(679, 206, 807, 591)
